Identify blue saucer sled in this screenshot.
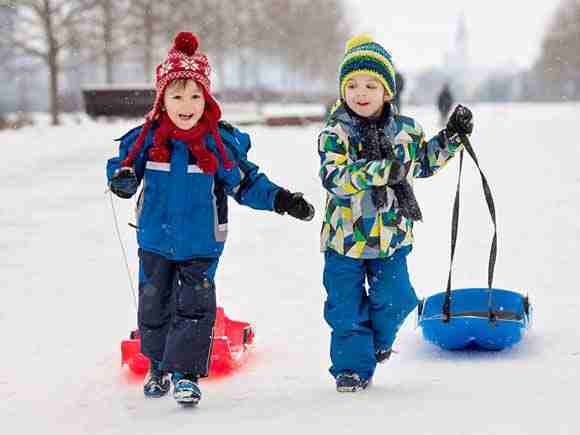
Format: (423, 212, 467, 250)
(417, 136, 532, 351)
(418, 288, 531, 350)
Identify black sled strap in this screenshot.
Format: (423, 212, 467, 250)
(442, 133, 498, 323)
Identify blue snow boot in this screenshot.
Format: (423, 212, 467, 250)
(143, 361, 170, 398)
(336, 372, 371, 393)
(172, 372, 201, 406)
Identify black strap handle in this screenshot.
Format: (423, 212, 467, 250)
(442, 133, 498, 323)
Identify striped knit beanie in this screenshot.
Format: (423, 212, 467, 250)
(339, 34, 397, 100)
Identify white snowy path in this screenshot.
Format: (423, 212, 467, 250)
(1, 104, 579, 434)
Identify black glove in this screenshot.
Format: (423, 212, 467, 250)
(274, 189, 315, 221)
(446, 104, 473, 136)
(110, 167, 139, 199)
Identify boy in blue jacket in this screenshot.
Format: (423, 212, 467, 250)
(106, 32, 314, 406)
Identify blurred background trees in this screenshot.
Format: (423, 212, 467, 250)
(1, 0, 580, 124)
(532, 0, 580, 101)
(473, 0, 580, 103)
(1, 1, 100, 124)
(1, 0, 349, 124)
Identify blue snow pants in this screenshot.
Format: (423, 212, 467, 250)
(137, 249, 219, 377)
(323, 246, 418, 381)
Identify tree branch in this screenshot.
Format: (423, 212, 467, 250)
(11, 39, 48, 61)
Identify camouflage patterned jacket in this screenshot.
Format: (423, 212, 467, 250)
(318, 103, 463, 259)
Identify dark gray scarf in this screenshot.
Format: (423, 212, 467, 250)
(353, 104, 423, 221)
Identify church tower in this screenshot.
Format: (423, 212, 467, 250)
(444, 13, 470, 100)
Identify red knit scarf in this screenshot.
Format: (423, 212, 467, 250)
(121, 111, 234, 175)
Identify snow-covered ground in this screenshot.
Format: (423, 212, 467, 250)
(1, 103, 579, 434)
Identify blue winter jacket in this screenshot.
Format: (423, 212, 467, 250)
(106, 123, 281, 260)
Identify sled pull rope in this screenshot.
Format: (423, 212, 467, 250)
(108, 190, 138, 311)
(442, 133, 498, 323)
(442, 150, 463, 322)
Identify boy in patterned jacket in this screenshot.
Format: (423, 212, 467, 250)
(107, 32, 314, 406)
(318, 35, 473, 392)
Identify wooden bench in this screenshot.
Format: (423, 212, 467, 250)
(82, 85, 155, 118)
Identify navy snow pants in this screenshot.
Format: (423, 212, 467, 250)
(137, 249, 219, 377)
(323, 246, 418, 381)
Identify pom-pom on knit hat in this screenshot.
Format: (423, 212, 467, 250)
(339, 34, 397, 100)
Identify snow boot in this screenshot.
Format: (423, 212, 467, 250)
(143, 361, 170, 398)
(336, 372, 370, 393)
(172, 372, 201, 406)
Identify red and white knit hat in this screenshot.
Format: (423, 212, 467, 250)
(146, 31, 220, 121)
(121, 32, 232, 169)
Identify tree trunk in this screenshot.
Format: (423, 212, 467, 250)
(143, 2, 154, 82)
(103, 0, 114, 84)
(48, 51, 60, 125)
(43, 0, 60, 125)
(239, 52, 248, 90)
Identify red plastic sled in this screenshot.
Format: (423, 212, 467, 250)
(121, 307, 254, 377)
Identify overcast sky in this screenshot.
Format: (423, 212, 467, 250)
(346, 0, 560, 73)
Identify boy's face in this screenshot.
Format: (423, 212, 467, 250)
(344, 74, 388, 118)
(163, 79, 205, 130)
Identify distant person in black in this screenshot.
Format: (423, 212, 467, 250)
(393, 71, 405, 113)
(437, 83, 454, 126)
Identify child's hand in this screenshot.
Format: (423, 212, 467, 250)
(110, 167, 139, 199)
(446, 105, 473, 136)
(274, 189, 315, 221)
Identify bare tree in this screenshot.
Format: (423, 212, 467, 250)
(0, 4, 16, 67)
(8, 0, 99, 125)
(161, 0, 231, 88)
(4, 0, 352, 118)
(308, 0, 350, 92)
(220, 0, 260, 90)
(0, 4, 16, 96)
(535, 0, 580, 100)
(262, 0, 349, 94)
(125, 0, 172, 82)
(84, 0, 131, 84)
(190, 0, 233, 90)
